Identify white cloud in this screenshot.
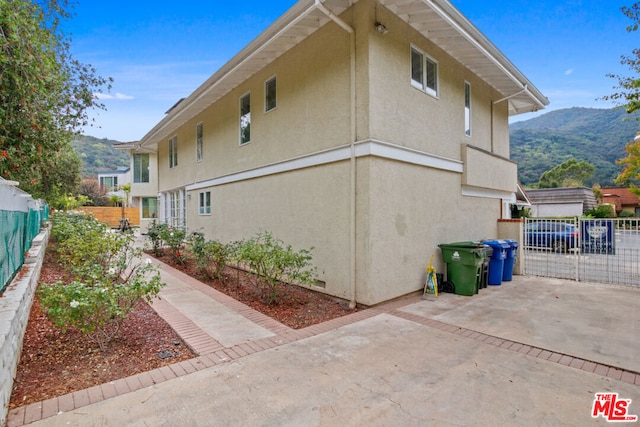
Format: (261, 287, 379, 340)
(565, 68, 574, 76)
(93, 92, 135, 100)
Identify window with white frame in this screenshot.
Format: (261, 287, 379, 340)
(99, 176, 118, 191)
(265, 76, 277, 112)
(240, 93, 251, 145)
(141, 197, 158, 219)
(411, 46, 438, 97)
(199, 191, 211, 215)
(133, 153, 150, 183)
(196, 122, 203, 162)
(169, 135, 178, 168)
(164, 190, 186, 228)
(464, 82, 471, 136)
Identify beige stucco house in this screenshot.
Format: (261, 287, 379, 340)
(114, 141, 159, 231)
(125, 0, 548, 306)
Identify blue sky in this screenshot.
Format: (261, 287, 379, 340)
(65, 0, 638, 141)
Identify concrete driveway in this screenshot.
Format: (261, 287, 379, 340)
(10, 272, 640, 426)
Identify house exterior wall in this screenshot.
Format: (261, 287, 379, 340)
(358, 157, 499, 304)
(366, 3, 510, 158)
(129, 152, 159, 232)
(146, 1, 533, 306)
(157, 22, 352, 194)
(531, 203, 584, 218)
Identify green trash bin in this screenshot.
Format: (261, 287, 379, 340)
(438, 242, 488, 296)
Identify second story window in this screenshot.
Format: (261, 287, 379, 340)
(133, 153, 149, 183)
(100, 176, 117, 191)
(265, 77, 277, 112)
(169, 135, 178, 168)
(464, 82, 471, 137)
(411, 46, 438, 98)
(240, 93, 251, 145)
(196, 122, 203, 162)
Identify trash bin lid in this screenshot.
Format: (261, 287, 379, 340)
(481, 239, 510, 249)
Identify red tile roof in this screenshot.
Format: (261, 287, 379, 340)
(600, 187, 640, 210)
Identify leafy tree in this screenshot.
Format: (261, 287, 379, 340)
(536, 158, 595, 188)
(0, 0, 111, 202)
(79, 177, 109, 206)
(601, 3, 640, 196)
(615, 137, 640, 195)
(601, 3, 640, 113)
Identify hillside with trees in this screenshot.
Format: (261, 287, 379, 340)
(510, 107, 639, 187)
(72, 135, 129, 177)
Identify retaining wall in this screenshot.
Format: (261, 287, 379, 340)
(0, 227, 49, 426)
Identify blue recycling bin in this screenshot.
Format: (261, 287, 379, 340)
(482, 240, 510, 285)
(502, 239, 519, 281)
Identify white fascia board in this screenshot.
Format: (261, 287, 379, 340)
(462, 185, 514, 201)
(186, 139, 462, 192)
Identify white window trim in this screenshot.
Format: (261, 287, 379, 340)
(198, 191, 211, 215)
(464, 81, 472, 137)
(169, 135, 178, 168)
(265, 75, 277, 113)
(239, 92, 251, 146)
(410, 45, 439, 99)
(195, 122, 203, 163)
(141, 197, 159, 219)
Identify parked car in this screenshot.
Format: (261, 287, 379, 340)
(525, 221, 579, 253)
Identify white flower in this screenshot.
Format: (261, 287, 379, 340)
(108, 267, 116, 275)
(145, 259, 152, 265)
(70, 300, 79, 308)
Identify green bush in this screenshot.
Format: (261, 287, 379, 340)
(39, 212, 164, 350)
(146, 220, 166, 256)
(235, 231, 316, 305)
(188, 232, 232, 282)
(584, 204, 616, 218)
(147, 221, 186, 263)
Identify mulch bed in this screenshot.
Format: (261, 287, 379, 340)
(9, 245, 357, 409)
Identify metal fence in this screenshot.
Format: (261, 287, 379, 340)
(523, 217, 640, 286)
(0, 180, 49, 292)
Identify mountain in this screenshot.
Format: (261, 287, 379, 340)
(510, 107, 639, 187)
(71, 135, 129, 177)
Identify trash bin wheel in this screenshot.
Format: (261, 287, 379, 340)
(440, 280, 455, 294)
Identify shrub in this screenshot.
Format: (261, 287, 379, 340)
(39, 212, 164, 350)
(188, 232, 232, 282)
(584, 204, 616, 218)
(160, 225, 186, 263)
(146, 221, 186, 263)
(235, 231, 316, 305)
(147, 220, 166, 256)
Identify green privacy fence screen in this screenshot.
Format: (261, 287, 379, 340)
(0, 201, 49, 293)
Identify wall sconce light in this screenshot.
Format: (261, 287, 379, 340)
(375, 22, 388, 34)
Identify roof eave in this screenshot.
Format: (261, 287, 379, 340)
(138, 0, 548, 148)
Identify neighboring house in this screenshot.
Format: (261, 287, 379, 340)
(130, 0, 548, 306)
(97, 167, 131, 194)
(114, 142, 159, 231)
(601, 187, 640, 216)
(510, 184, 533, 218)
(526, 187, 597, 217)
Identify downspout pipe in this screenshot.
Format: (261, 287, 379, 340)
(315, 0, 358, 309)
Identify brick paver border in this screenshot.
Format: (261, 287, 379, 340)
(7, 266, 639, 426)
